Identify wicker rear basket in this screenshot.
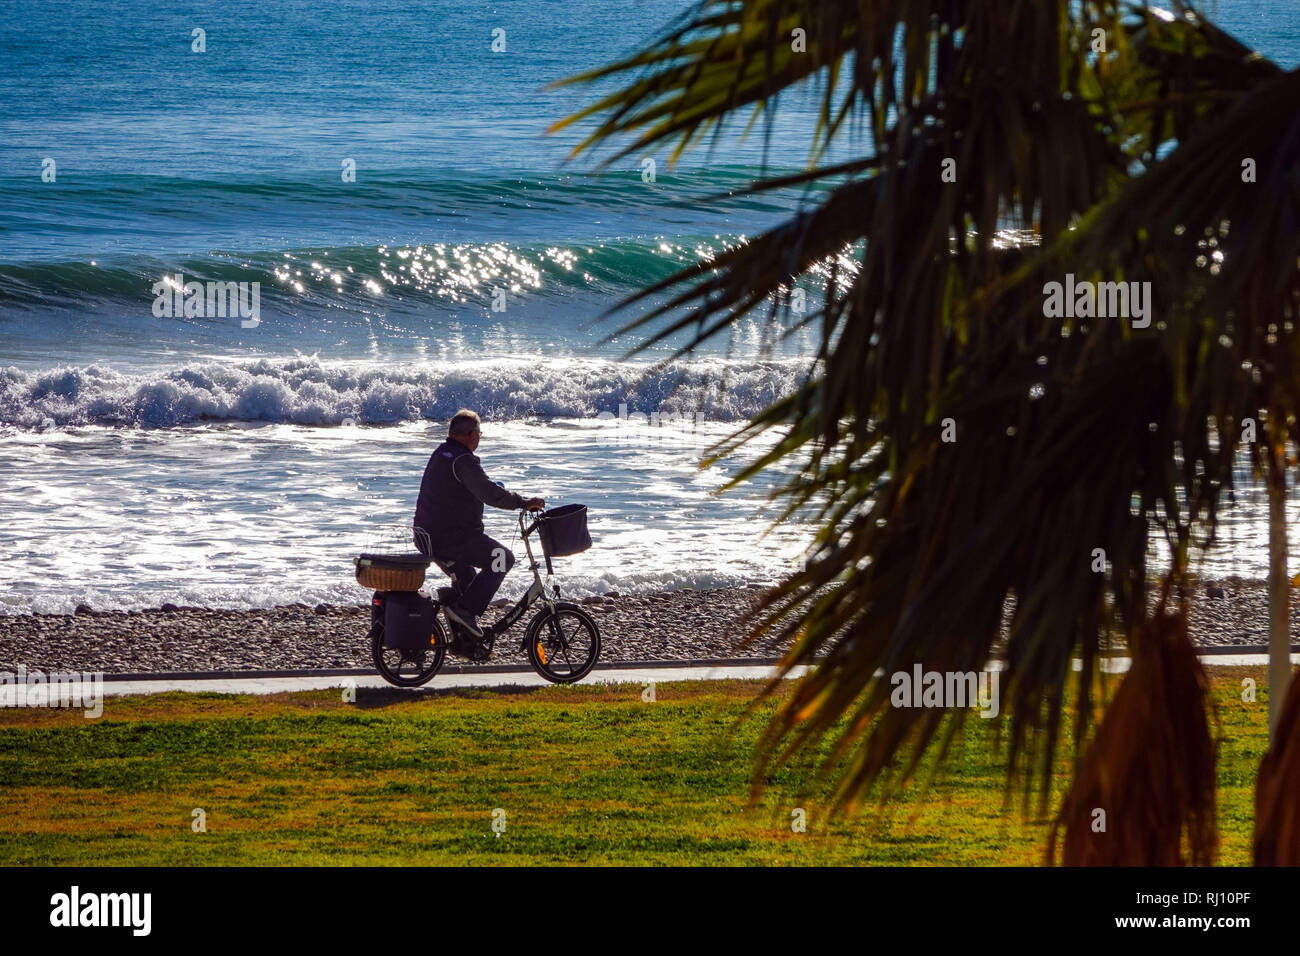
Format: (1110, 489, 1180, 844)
(354, 553, 428, 592)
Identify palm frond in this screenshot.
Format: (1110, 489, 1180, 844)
(554, 0, 1298, 830)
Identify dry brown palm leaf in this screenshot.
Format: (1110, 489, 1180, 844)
(1254, 670, 1300, 865)
(1048, 608, 1218, 866)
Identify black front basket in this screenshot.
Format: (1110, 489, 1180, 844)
(536, 504, 592, 573)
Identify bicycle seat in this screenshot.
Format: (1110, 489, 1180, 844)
(412, 527, 470, 595)
(428, 554, 469, 596)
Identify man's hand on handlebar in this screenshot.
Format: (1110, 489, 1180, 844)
(523, 497, 546, 512)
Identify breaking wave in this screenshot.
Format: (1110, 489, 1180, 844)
(0, 356, 806, 429)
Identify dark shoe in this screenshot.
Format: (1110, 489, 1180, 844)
(444, 604, 483, 639)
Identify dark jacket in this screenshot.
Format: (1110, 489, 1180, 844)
(414, 439, 526, 551)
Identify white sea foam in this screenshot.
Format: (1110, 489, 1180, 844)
(0, 356, 805, 429)
(0, 416, 810, 615)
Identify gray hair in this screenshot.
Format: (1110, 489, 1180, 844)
(449, 409, 481, 438)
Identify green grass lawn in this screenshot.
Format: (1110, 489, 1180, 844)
(0, 668, 1269, 865)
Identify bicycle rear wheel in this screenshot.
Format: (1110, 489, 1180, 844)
(525, 602, 600, 684)
(371, 606, 448, 687)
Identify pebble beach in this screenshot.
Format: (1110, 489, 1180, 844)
(0, 578, 1290, 676)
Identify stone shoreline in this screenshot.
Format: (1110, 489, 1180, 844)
(0, 578, 1289, 675)
(0, 586, 779, 674)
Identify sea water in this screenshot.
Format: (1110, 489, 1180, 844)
(0, 0, 1296, 613)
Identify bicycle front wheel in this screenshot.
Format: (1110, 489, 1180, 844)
(525, 603, 600, 684)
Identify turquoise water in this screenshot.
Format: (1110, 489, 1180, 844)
(0, 0, 835, 367)
(0, 1, 1296, 612)
(0, 0, 1292, 368)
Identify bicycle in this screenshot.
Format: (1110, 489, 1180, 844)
(355, 507, 600, 688)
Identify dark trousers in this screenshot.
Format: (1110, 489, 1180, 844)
(421, 531, 515, 616)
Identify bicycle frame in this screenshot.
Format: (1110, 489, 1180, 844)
(458, 509, 558, 647)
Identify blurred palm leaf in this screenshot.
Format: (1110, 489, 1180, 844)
(1254, 675, 1300, 864)
(557, 0, 1300, 860)
(1048, 609, 1218, 865)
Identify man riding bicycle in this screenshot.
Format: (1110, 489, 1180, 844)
(413, 409, 544, 638)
